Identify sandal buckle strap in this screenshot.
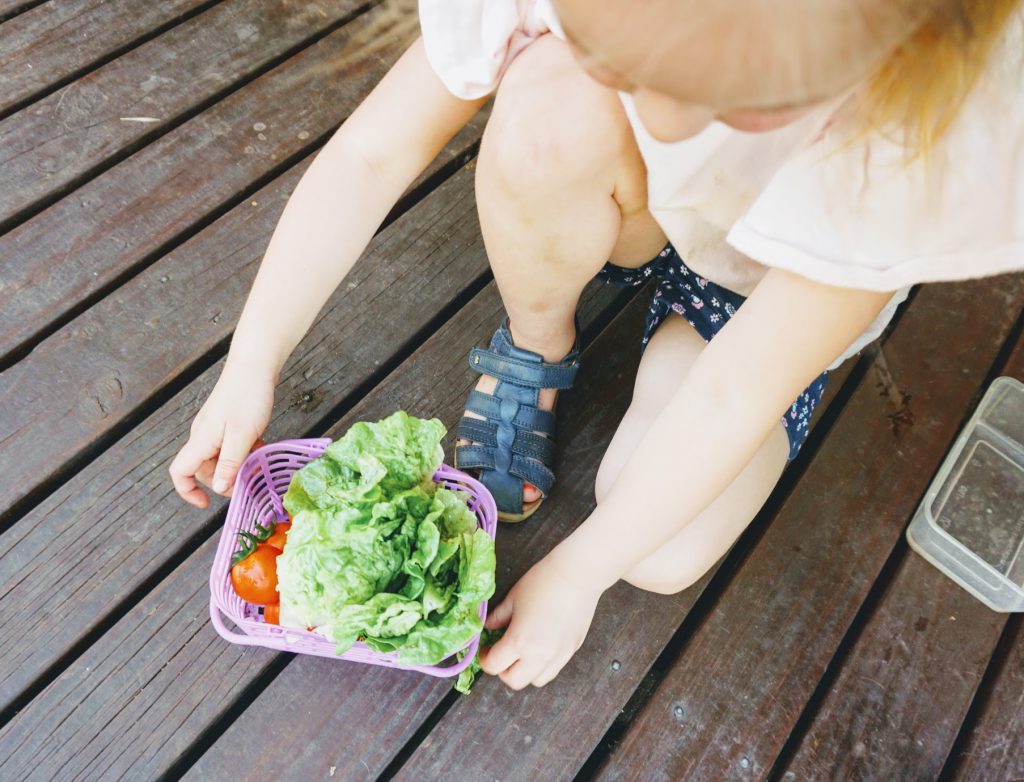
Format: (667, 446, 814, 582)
(454, 444, 556, 494)
(465, 391, 556, 435)
(457, 417, 555, 464)
(469, 348, 579, 390)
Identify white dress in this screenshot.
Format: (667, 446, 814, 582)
(419, 0, 1024, 369)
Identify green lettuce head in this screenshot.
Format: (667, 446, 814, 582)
(276, 412, 495, 689)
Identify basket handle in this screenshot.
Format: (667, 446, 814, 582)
(209, 599, 265, 646)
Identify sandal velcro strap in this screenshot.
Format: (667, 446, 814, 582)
(454, 444, 556, 495)
(457, 317, 580, 516)
(457, 417, 555, 464)
(469, 348, 579, 390)
(465, 390, 556, 436)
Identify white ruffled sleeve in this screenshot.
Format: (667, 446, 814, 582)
(418, 0, 563, 100)
(727, 38, 1024, 293)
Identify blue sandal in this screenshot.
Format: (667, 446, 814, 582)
(455, 319, 580, 522)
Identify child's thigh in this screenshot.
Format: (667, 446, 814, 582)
(595, 316, 705, 500)
(622, 425, 788, 595)
(595, 315, 790, 594)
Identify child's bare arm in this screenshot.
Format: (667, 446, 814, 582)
(170, 39, 486, 507)
(480, 270, 894, 688)
(229, 37, 486, 380)
(553, 270, 893, 588)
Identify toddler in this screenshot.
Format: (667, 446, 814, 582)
(172, 0, 1024, 690)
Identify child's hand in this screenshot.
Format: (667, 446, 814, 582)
(169, 362, 274, 508)
(478, 556, 602, 689)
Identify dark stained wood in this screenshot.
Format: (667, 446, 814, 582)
(0, 532, 282, 781)
(0, 0, 418, 365)
(947, 621, 1024, 782)
(0, 0, 215, 115)
(780, 555, 1007, 780)
(0, 86, 485, 529)
(591, 275, 1024, 782)
(387, 366, 857, 782)
(0, 0, 45, 22)
(0, 0, 369, 226)
(776, 326, 1024, 781)
(929, 333, 1024, 782)
(0, 277, 626, 781)
(0, 162, 488, 714)
(182, 287, 646, 782)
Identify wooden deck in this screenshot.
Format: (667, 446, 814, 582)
(1, 2, 1022, 780)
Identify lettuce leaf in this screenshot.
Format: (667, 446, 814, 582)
(276, 412, 495, 689)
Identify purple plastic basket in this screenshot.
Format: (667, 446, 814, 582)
(208, 437, 498, 677)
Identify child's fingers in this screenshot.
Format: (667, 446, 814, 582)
(478, 634, 519, 676)
(531, 663, 561, 688)
(169, 437, 221, 507)
(500, 658, 545, 691)
(484, 595, 513, 630)
(195, 457, 217, 490)
(212, 424, 256, 495)
(199, 439, 264, 489)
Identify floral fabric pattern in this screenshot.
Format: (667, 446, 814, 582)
(597, 243, 828, 461)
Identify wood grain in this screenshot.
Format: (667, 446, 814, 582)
(0, 90, 485, 527)
(0, 278, 626, 781)
(0, 0, 215, 116)
(946, 620, 1024, 782)
(777, 323, 1024, 781)
(780, 555, 1007, 781)
(0, 163, 488, 715)
(0, 0, 369, 227)
(592, 275, 1024, 782)
(0, 0, 418, 365)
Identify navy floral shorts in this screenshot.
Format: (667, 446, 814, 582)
(597, 243, 827, 462)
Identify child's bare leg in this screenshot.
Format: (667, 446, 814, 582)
(595, 315, 790, 593)
(464, 34, 665, 503)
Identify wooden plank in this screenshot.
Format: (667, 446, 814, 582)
(780, 557, 1007, 780)
(0, 2, 481, 524)
(0, 0, 215, 116)
(0, 0, 370, 227)
(0, 0, 44, 23)
(591, 275, 1024, 782)
(914, 333, 1024, 782)
(0, 0, 417, 366)
(776, 322, 1024, 781)
(947, 621, 1024, 781)
(182, 288, 645, 782)
(0, 161, 487, 715)
(385, 368, 857, 781)
(0, 278, 626, 780)
(0, 0, 30, 17)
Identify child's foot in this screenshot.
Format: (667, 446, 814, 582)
(458, 373, 559, 505)
(454, 318, 579, 520)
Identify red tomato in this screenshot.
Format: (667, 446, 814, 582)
(265, 522, 290, 551)
(263, 603, 280, 625)
(230, 543, 280, 605)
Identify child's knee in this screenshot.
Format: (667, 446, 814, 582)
(594, 471, 611, 506)
(623, 556, 713, 596)
(480, 37, 626, 192)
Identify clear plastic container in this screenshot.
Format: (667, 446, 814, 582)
(907, 376, 1024, 612)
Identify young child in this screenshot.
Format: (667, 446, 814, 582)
(171, 0, 1024, 690)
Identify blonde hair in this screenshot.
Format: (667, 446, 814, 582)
(864, 0, 1022, 154)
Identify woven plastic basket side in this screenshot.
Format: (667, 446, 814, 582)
(209, 440, 498, 676)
